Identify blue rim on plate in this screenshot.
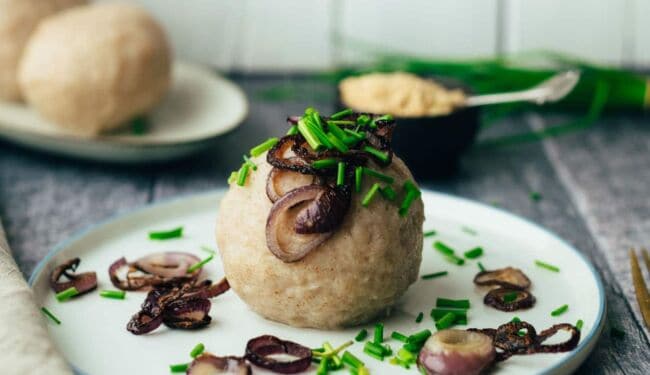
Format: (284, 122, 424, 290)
(29, 189, 606, 375)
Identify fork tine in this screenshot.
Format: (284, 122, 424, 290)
(630, 249, 650, 329)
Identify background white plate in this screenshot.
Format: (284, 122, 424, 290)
(30, 190, 605, 375)
(0, 62, 247, 163)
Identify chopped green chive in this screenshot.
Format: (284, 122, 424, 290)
(435, 312, 457, 330)
(379, 186, 396, 201)
(407, 329, 432, 344)
(421, 271, 448, 280)
(530, 191, 542, 202)
(464, 247, 483, 259)
(306, 111, 334, 149)
(478, 262, 486, 272)
(399, 181, 421, 216)
(610, 326, 625, 338)
(250, 137, 279, 157)
(100, 290, 125, 300)
(286, 125, 299, 135)
(362, 183, 381, 207)
(551, 304, 569, 316)
(323, 342, 343, 369)
(337, 162, 346, 186)
(56, 287, 79, 302)
(312, 158, 338, 169)
(373, 322, 384, 344)
(363, 146, 390, 163)
(327, 132, 349, 153)
(149, 226, 183, 240)
(341, 351, 364, 369)
(363, 342, 386, 360)
(187, 254, 214, 273)
(576, 319, 584, 331)
(389, 357, 410, 369)
(362, 167, 394, 184)
(503, 292, 518, 303)
(370, 114, 393, 128)
(41, 307, 61, 325)
(390, 331, 408, 342)
(437, 298, 470, 309)
(298, 118, 324, 151)
(511, 316, 521, 323)
(461, 226, 477, 235)
(330, 108, 353, 120)
(423, 230, 436, 237)
(415, 312, 424, 323)
(444, 254, 465, 265)
(190, 343, 205, 358)
(355, 328, 368, 341)
(433, 241, 455, 256)
(344, 128, 365, 141)
(200, 246, 216, 254)
(169, 363, 189, 373)
(354, 166, 363, 193)
(237, 164, 250, 186)
(356, 114, 371, 126)
(316, 357, 329, 374)
(243, 155, 257, 170)
(431, 308, 467, 323)
(535, 260, 560, 272)
(326, 121, 347, 139)
(227, 171, 238, 184)
(328, 120, 356, 125)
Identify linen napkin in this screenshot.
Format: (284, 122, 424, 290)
(0, 220, 72, 375)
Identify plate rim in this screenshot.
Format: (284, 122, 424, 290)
(28, 188, 606, 375)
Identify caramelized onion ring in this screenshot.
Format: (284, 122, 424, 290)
(188, 354, 251, 374)
(162, 298, 212, 329)
(484, 287, 536, 311)
(49, 258, 97, 295)
(245, 335, 312, 374)
(266, 167, 319, 203)
(474, 267, 531, 290)
(267, 135, 316, 175)
(417, 329, 496, 375)
(535, 323, 581, 353)
(295, 184, 350, 234)
(109, 252, 201, 291)
(493, 321, 539, 354)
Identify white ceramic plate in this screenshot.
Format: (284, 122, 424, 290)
(0, 62, 247, 163)
(30, 190, 605, 375)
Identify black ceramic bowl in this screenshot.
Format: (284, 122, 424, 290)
(337, 77, 480, 179)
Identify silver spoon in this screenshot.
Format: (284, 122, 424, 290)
(463, 70, 580, 107)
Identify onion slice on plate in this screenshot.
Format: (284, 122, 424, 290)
(245, 335, 312, 374)
(483, 287, 536, 311)
(417, 329, 496, 375)
(162, 298, 212, 329)
(109, 252, 201, 291)
(49, 258, 97, 295)
(474, 267, 532, 290)
(188, 354, 251, 374)
(266, 167, 319, 203)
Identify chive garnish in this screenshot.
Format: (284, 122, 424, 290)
(330, 108, 353, 120)
(306, 110, 334, 149)
(328, 120, 355, 125)
(433, 241, 455, 256)
(379, 186, 397, 201)
(100, 290, 126, 300)
(478, 262, 486, 272)
(576, 319, 584, 331)
(362, 167, 394, 184)
(169, 363, 189, 373)
(464, 247, 483, 259)
(363, 342, 386, 360)
(298, 118, 324, 151)
(373, 322, 384, 344)
(402, 342, 420, 352)
(551, 304, 569, 316)
(187, 254, 214, 273)
(370, 114, 393, 128)
(461, 226, 477, 235)
(327, 132, 349, 153)
(250, 137, 279, 157)
(56, 287, 79, 302)
(390, 331, 408, 342)
(323, 342, 343, 369)
(326, 122, 347, 140)
(535, 260, 560, 272)
(530, 191, 542, 202)
(431, 308, 468, 323)
(354, 166, 363, 193)
(437, 298, 470, 309)
(363, 145, 390, 163)
(337, 162, 346, 186)
(435, 312, 456, 330)
(41, 307, 61, 325)
(316, 357, 329, 374)
(243, 155, 257, 170)
(227, 171, 238, 184)
(355, 328, 368, 341)
(362, 183, 381, 207)
(445, 254, 465, 265)
(415, 312, 424, 323)
(341, 351, 364, 369)
(511, 316, 521, 323)
(421, 271, 448, 280)
(190, 343, 205, 358)
(399, 182, 421, 216)
(407, 329, 432, 344)
(356, 114, 371, 126)
(149, 226, 183, 240)
(312, 158, 338, 169)
(237, 164, 250, 186)
(286, 125, 298, 135)
(423, 230, 436, 237)
(344, 128, 365, 141)
(503, 292, 518, 303)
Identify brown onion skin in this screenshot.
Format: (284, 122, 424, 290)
(50, 258, 97, 296)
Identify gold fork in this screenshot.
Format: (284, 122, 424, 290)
(630, 248, 650, 329)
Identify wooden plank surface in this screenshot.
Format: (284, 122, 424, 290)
(0, 75, 648, 373)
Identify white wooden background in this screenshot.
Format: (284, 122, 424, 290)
(98, 0, 649, 71)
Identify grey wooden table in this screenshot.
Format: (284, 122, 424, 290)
(0, 75, 648, 373)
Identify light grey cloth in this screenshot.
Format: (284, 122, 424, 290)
(0, 220, 72, 375)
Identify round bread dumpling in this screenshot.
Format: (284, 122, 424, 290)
(216, 154, 424, 329)
(18, 3, 171, 135)
(0, 0, 86, 101)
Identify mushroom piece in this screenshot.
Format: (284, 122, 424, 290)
(474, 267, 532, 290)
(417, 329, 496, 375)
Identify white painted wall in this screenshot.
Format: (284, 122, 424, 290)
(97, 0, 649, 71)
